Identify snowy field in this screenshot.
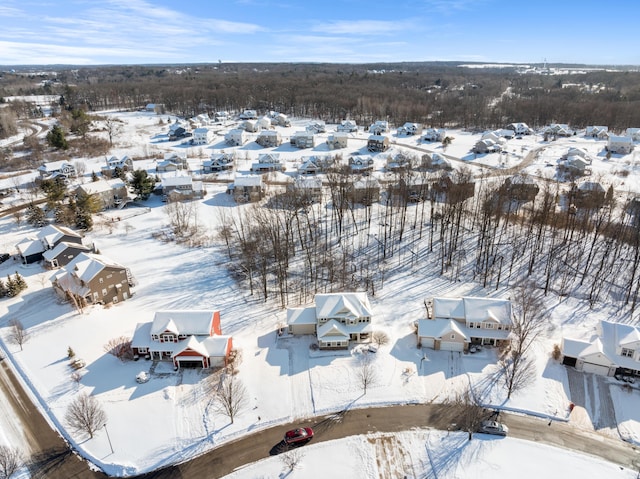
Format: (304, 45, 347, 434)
(1, 111, 640, 477)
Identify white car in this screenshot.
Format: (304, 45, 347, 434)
(478, 420, 508, 436)
(136, 371, 150, 384)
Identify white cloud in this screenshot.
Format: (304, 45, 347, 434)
(314, 19, 414, 36)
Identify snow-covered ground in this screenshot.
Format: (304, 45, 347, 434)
(1, 111, 639, 477)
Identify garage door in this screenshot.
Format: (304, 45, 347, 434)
(176, 358, 205, 368)
(421, 338, 435, 348)
(582, 362, 611, 376)
(440, 341, 464, 352)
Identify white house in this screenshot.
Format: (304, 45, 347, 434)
(192, 127, 214, 145)
(507, 122, 532, 135)
(625, 128, 640, 141)
(306, 120, 326, 134)
(38, 160, 77, 179)
(585, 126, 609, 138)
(607, 135, 635, 154)
(251, 153, 283, 173)
(561, 320, 640, 377)
(336, 120, 358, 133)
(287, 292, 373, 349)
(290, 131, 315, 148)
(369, 120, 389, 135)
(225, 129, 248, 146)
(418, 297, 512, 352)
(422, 128, 446, 142)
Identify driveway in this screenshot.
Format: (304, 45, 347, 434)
(566, 366, 617, 430)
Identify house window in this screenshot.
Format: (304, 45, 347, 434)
(476, 324, 481, 329)
(137, 347, 148, 354)
(99, 278, 104, 283)
(102, 288, 107, 296)
(621, 348, 634, 358)
(484, 323, 494, 329)
(450, 334, 455, 339)
(162, 334, 174, 343)
(469, 322, 474, 328)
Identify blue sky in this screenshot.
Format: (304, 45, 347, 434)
(0, 0, 638, 66)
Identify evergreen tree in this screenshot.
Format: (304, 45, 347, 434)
(13, 272, 27, 293)
(67, 346, 76, 358)
(46, 124, 68, 149)
(26, 204, 46, 227)
(5, 275, 17, 297)
(75, 208, 93, 230)
(91, 171, 99, 182)
(130, 169, 155, 200)
(0, 278, 7, 297)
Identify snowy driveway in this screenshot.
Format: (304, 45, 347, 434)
(566, 367, 617, 431)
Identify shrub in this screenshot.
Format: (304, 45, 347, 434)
(552, 343, 562, 361)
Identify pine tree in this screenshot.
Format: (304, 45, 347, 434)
(67, 346, 76, 358)
(13, 272, 27, 294)
(130, 169, 155, 200)
(5, 275, 16, 297)
(26, 204, 46, 227)
(46, 124, 68, 149)
(0, 278, 7, 297)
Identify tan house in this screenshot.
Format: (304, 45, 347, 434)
(367, 134, 389, 152)
(289, 176, 323, 204)
(417, 296, 512, 352)
(131, 310, 233, 369)
(290, 131, 315, 149)
(327, 132, 349, 150)
(51, 252, 134, 305)
(256, 130, 282, 147)
(287, 292, 373, 349)
(230, 175, 265, 203)
(75, 178, 129, 210)
(161, 175, 204, 201)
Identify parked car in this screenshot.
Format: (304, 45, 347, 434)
(478, 420, 508, 436)
(284, 427, 314, 445)
(0, 253, 10, 264)
(136, 371, 150, 383)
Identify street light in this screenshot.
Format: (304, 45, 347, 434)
(103, 423, 114, 454)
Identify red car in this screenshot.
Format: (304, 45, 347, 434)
(284, 427, 314, 445)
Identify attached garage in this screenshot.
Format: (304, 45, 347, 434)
(439, 341, 464, 352)
(581, 362, 612, 376)
(175, 357, 206, 368)
(420, 337, 435, 348)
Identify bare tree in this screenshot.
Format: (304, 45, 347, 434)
(503, 283, 547, 398)
(443, 386, 486, 441)
(164, 197, 200, 237)
(8, 319, 27, 351)
(103, 336, 133, 361)
(280, 449, 304, 472)
(213, 374, 248, 424)
(65, 393, 107, 439)
(104, 117, 123, 146)
(0, 445, 23, 479)
(371, 331, 390, 347)
(355, 352, 378, 395)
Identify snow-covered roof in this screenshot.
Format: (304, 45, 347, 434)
(287, 307, 317, 326)
(432, 296, 511, 325)
(43, 241, 91, 261)
(151, 310, 218, 336)
(65, 252, 125, 283)
(77, 178, 126, 195)
(417, 319, 468, 340)
(161, 175, 193, 187)
(234, 175, 263, 187)
(317, 319, 350, 341)
(315, 292, 372, 320)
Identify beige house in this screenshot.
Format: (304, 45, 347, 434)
(287, 292, 373, 349)
(161, 175, 204, 201)
(230, 175, 265, 203)
(417, 296, 512, 352)
(75, 178, 129, 210)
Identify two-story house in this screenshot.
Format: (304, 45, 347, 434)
(256, 130, 282, 148)
(38, 160, 77, 180)
(131, 310, 233, 369)
(561, 320, 640, 377)
(161, 175, 204, 201)
(75, 178, 129, 210)
(287, 292, 373, 349)
(16, 224, 84, 264)
(202, 153, 234, 173)
(51, 252, 133, 305)
(417, 296, 512, 352)
(101, 155, 133, 177)
(229, 175, 265, 203)
(251, 153, 283, 173)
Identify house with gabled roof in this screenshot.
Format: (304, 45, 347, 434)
(225, 128, 248, 146)
(507, 123, 532, 136)
(101, 155, 133, 177)
(75, 178, 129, 210)
(297, 158, 320, 175)
(585, 126, 609, 139)
(607, 135, 634, 154)
(131, 310, 233, 369)
(626, 128, 640, 142)
(306, 120, 326, 134)
(256, 130, 282, 148)
(397, 122, 422, 136)
(290, 131, 315, 149)
(421, 128, 445, 142)
(327, 132, 349, 150)
(202, 153, 234, 173)
(192, 127, 214, 145)
(349, 177, 380, 205)
(287, 292, 373, 349)
(336, 120, 358, 133)
(251, 153, 283, 173)
(43, 242, 94, 269)
(367, 134, 389, 152)
(38, 160, 77, 180)
(348, 155, 374, 174)
(561, 320, 640, 377)
(161, 175, 204, 201)
(418, 297, 512, 352)
(16, 224, 84, 264)
(289, 176, 323, 204)
(229, 175, 265, 203)
(51, 252, 133, 305)
(369, 120, 389, 135)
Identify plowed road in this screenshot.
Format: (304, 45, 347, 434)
(1, 360, 638, 478)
